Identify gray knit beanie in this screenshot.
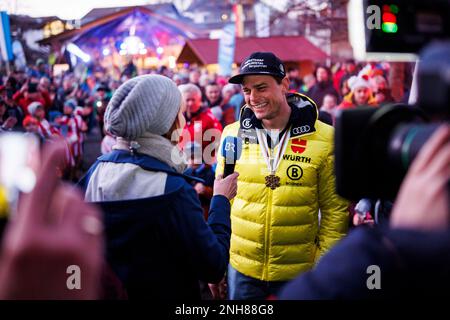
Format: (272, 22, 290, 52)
(104, 74, 181, 139)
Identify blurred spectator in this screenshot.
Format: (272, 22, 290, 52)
(307, 66, 340, 107)
(0, 98, 17, 132)
(13, 79, 52, 115)
(288, 67, 303, 92)
(179, 83, 222, 161)
(184, 141, 215, 220)
(221, 83, 238, 105)
(1, 87, 24, 131)
(0, 97, 17, 131)
(228, 86, 245, 121)
(221, 83, 239, 124)
(335, 59, 358, 93)
(320, 93, 338, 125)
(189, 69, 201, 87)
(172, 74, 183, 86)
(38, 77, 51, 93)
(205, 82, 234, 127)
(300, 73, 316, 94)
(58, 100, 85, 174)
(93, 84, 111, 137)
(339, 77, 351, 99)
(22, 115, 42, 138)
(359, 61, 388, 79)
(27, 101, 57, 139)
(28, 58, 50, 79)
(120, 59, 137, 79)
(370, 75, 395, 105)
(199, 74, 210, 89)
(338, 75, 377, 110)
(322, 93, 338, 111)
(54, 76, 76, 112)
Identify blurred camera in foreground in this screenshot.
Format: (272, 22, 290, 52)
(335, 41, 450, 201)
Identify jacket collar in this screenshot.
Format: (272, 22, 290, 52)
(239, 92, 318, 138)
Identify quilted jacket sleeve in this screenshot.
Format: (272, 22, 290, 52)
(317, 129, 349, 259)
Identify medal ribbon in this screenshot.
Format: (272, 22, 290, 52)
(256, 127, 291, 175)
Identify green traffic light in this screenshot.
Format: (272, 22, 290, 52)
(390, 4, 399, 14)
(382, 22, 398, 33)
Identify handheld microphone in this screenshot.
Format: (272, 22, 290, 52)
(221, 136, 243, 177)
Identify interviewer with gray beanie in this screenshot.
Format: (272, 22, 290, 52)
(79, 74, 238, 300)
(104, 74, 181, 139)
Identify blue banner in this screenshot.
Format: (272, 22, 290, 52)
(218, 23, 235, 76)
(0, 11, 14, 62)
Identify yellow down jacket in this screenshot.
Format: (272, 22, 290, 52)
(216, 93, 349, 282)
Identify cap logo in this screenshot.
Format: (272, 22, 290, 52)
(241, 58, 268, 71)
(279, 64, 284, 73)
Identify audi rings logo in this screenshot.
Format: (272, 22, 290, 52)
(292, 125, 310, 135)
(242, 119, 252, 129)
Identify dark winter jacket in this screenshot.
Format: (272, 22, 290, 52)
(279, 226, 450, 299)
(79, 150, 231, 300)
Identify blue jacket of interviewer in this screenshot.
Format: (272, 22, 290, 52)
(78, 149, 231, 300)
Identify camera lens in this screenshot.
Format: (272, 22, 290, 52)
(389, 123, 444, 171)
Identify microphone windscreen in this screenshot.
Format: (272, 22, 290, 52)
(222, 136, 243, 164)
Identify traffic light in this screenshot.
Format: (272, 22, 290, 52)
(382, 4, 399, 33)
(351, 0, 450, 58)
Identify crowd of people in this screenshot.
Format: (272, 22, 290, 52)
(0, 48, 447, 301)
(0, 56, 410, 179)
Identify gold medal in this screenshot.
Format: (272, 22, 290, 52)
(265, 174, 281, 190)
(257, 127, 291, 191)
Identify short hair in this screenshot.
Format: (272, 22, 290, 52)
(222, 83, 238, 95)
(315, 65, 331, 77)
(178, 83, 202, 97)
(323, 93, 337, 102)
(205, 81, 220, 88)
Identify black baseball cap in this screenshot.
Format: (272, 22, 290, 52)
(229, 52, 286, 84)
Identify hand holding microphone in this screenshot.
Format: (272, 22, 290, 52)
(222, 136, 243, 178)
(213, 136, 243, 200)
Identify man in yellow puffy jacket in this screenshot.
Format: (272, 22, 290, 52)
(215, 52, 349, 300)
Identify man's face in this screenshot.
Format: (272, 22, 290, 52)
(316, 67, 329, 83)
(189, 71, 200, 84)
(322, 95, 337, 110)
(64, 105, 73, 115)
(205, 85, 220, 105)
(182, 90, 202, 114)
(39, 77, 50, 91)
(35, 107, 45, 120)
(354, 87, 370, 106)
(242, 75, 288, 121)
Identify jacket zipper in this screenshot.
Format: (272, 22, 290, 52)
(263, 187, 272, 280)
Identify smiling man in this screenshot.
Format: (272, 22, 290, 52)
(215, 52, 349, 300)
